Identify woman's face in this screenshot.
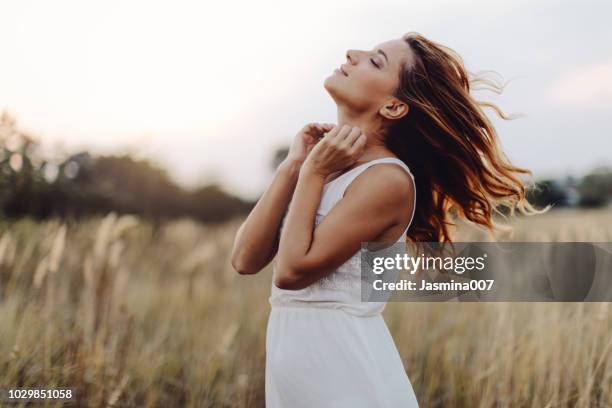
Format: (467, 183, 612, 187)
(324, 37, 413, 115)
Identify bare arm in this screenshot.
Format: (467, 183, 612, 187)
(274, 124, 414, 290)
(230, 159, 301, 275)
(274, 163, 413, 289)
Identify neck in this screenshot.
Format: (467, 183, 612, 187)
(336, 107, 395, 164)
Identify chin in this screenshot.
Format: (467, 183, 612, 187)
(323, 76, 341, 98)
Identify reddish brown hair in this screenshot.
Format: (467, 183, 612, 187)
(385, 32, 548, 243)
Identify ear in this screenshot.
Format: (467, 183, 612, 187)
(379, 98, 409, 120)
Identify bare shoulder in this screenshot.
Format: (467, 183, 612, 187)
(344, 162, 415, 205)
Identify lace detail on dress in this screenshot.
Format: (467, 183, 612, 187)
(307, 214, 364, 292)
(312, 251, 362, 291)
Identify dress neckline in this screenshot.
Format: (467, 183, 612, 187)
(324, 156, 403, 186)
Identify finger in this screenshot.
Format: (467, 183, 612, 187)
(312, 123, 326, 134)
(324, 124, 343, 140)
(318, 124, 334, 135)
(340, 127, 363, 149)
(348, 134, 367, 155)
(300, 123, 316, 138)
(318, 123, 335, 132)
(309, 123, 331, 139)
(333, 124, 353, 142)
(317, 123, 333, 139)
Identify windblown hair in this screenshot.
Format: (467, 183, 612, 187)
(385, 32, 549, 244)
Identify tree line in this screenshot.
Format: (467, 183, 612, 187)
(1, 112, 611, 225)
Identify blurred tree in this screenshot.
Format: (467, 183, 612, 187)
(0, 111, 255, 223)
(526, 179, 570, 209)
(578, 166, 612, 207)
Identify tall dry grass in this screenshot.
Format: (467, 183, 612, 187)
(0, 208, 611, 407)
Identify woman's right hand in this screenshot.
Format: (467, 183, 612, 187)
(283, 122, 336, 166)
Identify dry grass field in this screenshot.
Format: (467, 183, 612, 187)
(1, 208, 611, 407)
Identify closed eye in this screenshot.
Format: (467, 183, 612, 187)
(370, 59, 380, 68)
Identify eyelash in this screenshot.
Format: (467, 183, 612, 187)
(370, 59, 380, 68)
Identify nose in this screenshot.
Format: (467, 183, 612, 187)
(346, 49, 357, 64)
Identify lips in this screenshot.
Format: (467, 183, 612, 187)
(340, 66, 348, 76)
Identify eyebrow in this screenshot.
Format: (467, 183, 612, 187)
(377, 49, 389, 64)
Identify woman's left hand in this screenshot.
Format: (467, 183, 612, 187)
(283, 123, 336, 167)
(302, 124, 367, 178)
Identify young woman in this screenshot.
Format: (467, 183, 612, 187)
(231, 31, 542, 407)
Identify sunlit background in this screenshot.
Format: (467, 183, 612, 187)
(2, 0, 611, 201)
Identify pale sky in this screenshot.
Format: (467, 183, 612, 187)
(2, 0, 611, 200)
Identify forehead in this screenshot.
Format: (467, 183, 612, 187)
(374, 39, 413, 68)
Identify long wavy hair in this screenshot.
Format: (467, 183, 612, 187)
(384, 32, 549, 244)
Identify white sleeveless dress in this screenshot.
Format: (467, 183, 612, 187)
(266, 157, 420, 407)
